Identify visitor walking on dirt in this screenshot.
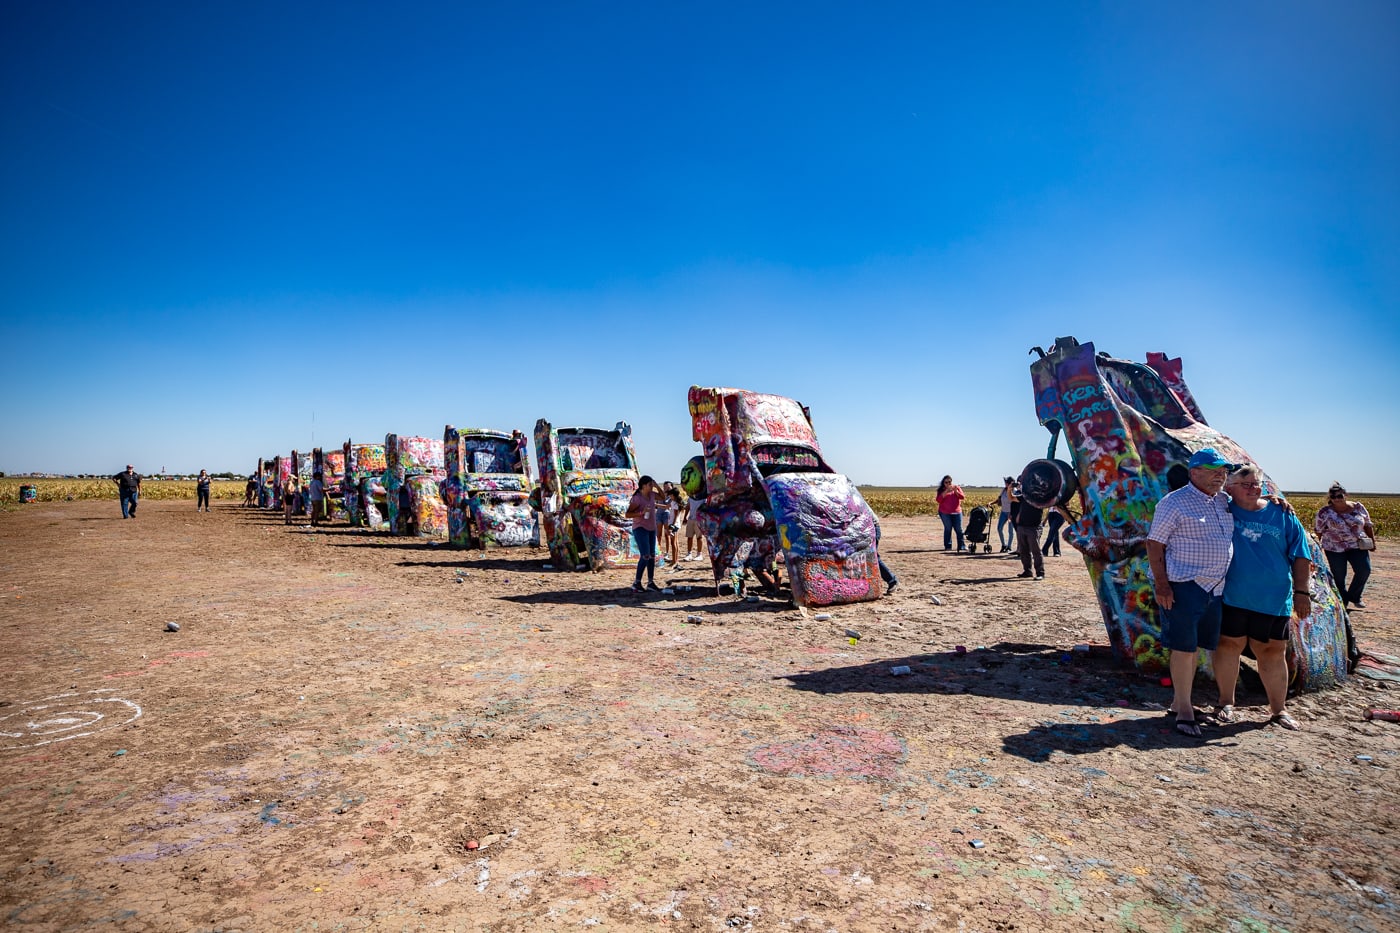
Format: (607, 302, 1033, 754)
(995, 477, 1016, 552)
(112, 465, 142, 519)
(936, 475, 966, 551)
(1212, 464, 1310, 731)
(309, 473, 325, 527)
(1014, 500, 1045, 580)
(683, 493, 707, 561)
(1041, 506, 1064, 557)
(1315, 483, 1377, 609)
(196, 470, 212, 512)
(626, 476, 665, 593)
(244, 475, 257, 507)
(1145, 447, 1236, 738)
(284, 476, 300, 525)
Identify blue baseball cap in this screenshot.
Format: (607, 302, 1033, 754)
(1187, 448, 1232, 469)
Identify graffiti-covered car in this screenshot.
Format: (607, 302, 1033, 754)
(312, 447, 348, 522)
(342, 441, 389, 529)
(688, 386, 882, 608)
(534, 420, 640, 571)
(1025, 336, 1354, 689)
(441, 426, 537, 550)
(384, 434, 448, 537)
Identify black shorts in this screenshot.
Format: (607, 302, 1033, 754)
(1220, 604, 1290, 642)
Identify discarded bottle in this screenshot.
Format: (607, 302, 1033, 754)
(890, 665, 912, 676)
(814, 613, 832, 622)
(1364, 708, 1400, 723)
(165, 622, 180, 633)
(685, 614, 704, 624)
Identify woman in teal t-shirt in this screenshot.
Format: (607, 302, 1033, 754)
(1212, 464, 1312, 731)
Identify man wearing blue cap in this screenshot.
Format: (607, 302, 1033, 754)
(1145, 447, 1235, 738)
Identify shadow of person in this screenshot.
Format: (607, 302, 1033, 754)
(1001, 717, 1255, 762)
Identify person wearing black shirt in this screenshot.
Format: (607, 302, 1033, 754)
(1015, 501, 1045, 579)
(113, 465, 142, 519)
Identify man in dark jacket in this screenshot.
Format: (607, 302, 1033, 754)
(113, 465, 142, 519)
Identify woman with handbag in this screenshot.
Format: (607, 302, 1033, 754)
(1314, 483, 1377, 609)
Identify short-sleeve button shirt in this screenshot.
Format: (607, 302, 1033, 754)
(1148, 482, 1235, 595)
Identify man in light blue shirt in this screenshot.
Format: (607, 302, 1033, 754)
(1146, 448, 1235, 737)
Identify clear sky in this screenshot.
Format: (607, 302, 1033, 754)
(3, 2, 1398, 491)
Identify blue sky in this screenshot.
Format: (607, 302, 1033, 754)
(3, 2, 1398, 491)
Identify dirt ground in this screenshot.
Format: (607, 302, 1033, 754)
(1, 501, 1397, 932)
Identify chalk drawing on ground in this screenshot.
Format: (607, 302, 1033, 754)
(0, 689, 142, 749)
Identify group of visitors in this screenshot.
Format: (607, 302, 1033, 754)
(625, 477, 708, 594)
(1144, 449, 1377, 737)
(110, 465, 211, 517)
(937, 474, 1063, 578)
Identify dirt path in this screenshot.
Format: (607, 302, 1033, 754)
(1, 501, 1396, 931)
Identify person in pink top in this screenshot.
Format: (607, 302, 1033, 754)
(936, 475, 967, 552)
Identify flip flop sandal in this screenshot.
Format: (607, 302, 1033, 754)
(1175, 720, 1203, 738)
(1270, 712, 1301, 731)
(1212, 704, 1238, 724)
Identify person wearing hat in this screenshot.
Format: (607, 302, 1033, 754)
(112, 464, 142, 519)
(1145, 447, 1236, 738)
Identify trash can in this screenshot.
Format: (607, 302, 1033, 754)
(18, 484, 37, 504)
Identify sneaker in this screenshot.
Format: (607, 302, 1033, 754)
(646, 582, 662, 592)
(630, 583, 644, 594)
(1352, 600, 1366, 609)
(1034, 574, 1044, 580)
(1016, 571, 1033, 578)
(885, 580, 899, 595)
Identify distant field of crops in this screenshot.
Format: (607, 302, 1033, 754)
(0, 478, 246, 506)
(860, 486, 1398, 538)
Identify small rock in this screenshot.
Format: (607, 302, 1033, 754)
(890, 665, 912, 676)
(164, 622, 180, 633)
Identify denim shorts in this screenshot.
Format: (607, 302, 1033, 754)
(1160, 580, 1223, 652)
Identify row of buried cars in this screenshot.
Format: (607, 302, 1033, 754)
(252, 386, 888, 609)
(253, 342, 1359, 693)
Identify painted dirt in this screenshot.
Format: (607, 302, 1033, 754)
(1, 501, 1396, 931)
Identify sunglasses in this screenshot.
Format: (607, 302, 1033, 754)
(1233, 481, 1262, 489)
(1329, 493, 1345, 500)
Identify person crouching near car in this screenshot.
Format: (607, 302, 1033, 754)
(1146, 448, 1235, 738)
(1211, 464, 1310, 731)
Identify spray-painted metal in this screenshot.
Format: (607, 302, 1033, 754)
(342, 441, 389, 529)
(384, 434, 448, 537)
(534, 420, 640, 570)
(1026, 336, 1353, 690)
(441, 426, 537, 550)
(311, 447, 348, 522)
(688, 386, 882, 608)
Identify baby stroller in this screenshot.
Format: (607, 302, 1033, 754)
(964, 505, 994, 553)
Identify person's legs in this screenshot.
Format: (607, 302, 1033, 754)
(1016, 530, 1034, 576)
(1346, 550, 1372, 605)
(1212, 635, 1247, 709)
(119, 492, 131, 519)
(939, 513, 953, 549)
(1161, 581, 1220, 730)
(997, 513, 1011, 550)
(1252, 637, 1290, 716)
(952, 513, 965, 551)
(1030, 529, 1045, 576)
(1325, 550, 1350, 601)
(878, 557, 898, 593)
(128, 490, 138, 517)
(633, 528, 657, 587)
